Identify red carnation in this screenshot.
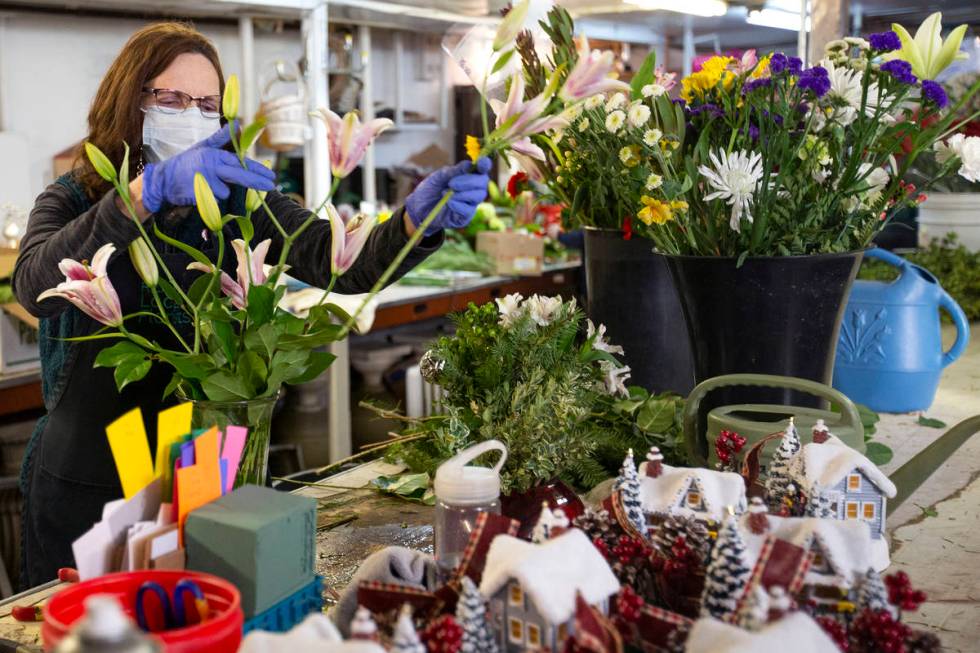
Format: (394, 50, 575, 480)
(507, 172, 529, 199)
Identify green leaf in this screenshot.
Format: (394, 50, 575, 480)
(246, 285, 276, 327)
(371, 473, 434, 505)
(119, 142, 131, 190)
(201, 370, 252, 401)
(162, 372, 182, 400)
(239, 117, 267, 153)
(491, 48, 517, 75)
(188, 273, 219, 307)
(114, 356, 152, 392)
(157, 351, 214, 380)
(277, 327, 344, 350)
(311, 302, 353, 327)
(286, 350, 336, 385)
(153, 222, 213, 267)
(237, 350, 269, 395)
(235, 216, 255, 243)
(211, 319, 237, 362)
(94, 340, 146, 368)
(244, 323, 278, 361)
(637, 397, 677, 433)
(916, 504, 938, 518)
(630, 51, 657, 100)
(864, 441, 894, 466)
(917, 415, 947, 429)
(157, 279, 186, 309)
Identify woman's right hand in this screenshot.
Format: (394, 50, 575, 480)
(138, 127, 275, 215)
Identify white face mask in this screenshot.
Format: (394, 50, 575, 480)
(142, 106, 221, 163)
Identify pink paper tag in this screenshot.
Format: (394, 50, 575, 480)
(220, 426, 248, 493)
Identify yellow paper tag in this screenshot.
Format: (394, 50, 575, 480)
(106, 408, 155, 499)
(156, 403, 192, 477)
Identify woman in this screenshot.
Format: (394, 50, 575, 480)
(12, 22, 490, 587)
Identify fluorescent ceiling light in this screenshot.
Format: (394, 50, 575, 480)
(625, 0, 729, 18)
(747, 8, 811, 31)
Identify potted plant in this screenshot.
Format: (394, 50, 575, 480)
(511, 8, 695, 394)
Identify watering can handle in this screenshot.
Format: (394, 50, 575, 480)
(682, 373, 863, 467)
(864, 247, 909, 269)
(939, 289, 970, 368)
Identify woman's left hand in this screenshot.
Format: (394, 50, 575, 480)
(405, 157, 491, 236)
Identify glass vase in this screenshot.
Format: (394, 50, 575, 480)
(189, 394, 279, 488)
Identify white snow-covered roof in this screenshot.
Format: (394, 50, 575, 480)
(637, 462, 747, 521)
(479, 528, 620, 625)
(739, 514, 881, 585)
(685, 613, 839, 653)
(788, 436, 896, 498)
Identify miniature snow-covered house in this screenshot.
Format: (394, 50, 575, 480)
(479, 528, 620, 653)
(684, 612, 840, 653)
(787, 435, 896, 545)
(637, 458, 747, 525)
(740, 510, 882, 608)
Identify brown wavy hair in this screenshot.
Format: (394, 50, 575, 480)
(75, 22, 225, 200)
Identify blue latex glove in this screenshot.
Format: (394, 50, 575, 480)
(405, 157, 491, 236)
(141, 127, 276, 213)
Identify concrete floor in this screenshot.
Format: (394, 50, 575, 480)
(873, 324, 980, 652)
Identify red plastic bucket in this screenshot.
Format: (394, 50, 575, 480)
(42, 570, 243, 653)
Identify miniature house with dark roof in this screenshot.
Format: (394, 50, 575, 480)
(637, 458, 747, 524)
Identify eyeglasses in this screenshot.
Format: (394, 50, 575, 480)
(142, 87, 221, 118)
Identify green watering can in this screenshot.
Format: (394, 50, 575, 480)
(682, 374, 864, 468)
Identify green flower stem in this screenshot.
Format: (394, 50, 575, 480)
(193, 230, 225, 353)
(148, 283, 191, 352)
(339, 191, 452, 338)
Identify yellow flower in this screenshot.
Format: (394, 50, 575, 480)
(637, 195, 673, 225)
(750, 54, 771, 79)
(377, 210, 393, 224)
(680, 55, 735, 102)
(465, 135, 481, 163)
(670, 200, 689, 212)
(619, 145, 641, 168)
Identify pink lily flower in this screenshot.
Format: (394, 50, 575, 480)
(187, 238, 271, 310)
(312, 108, 394, 180)
(489, 73, 569, 156)
(559, 39, 631, 102)
(37, 243, 123, 327)
(734, 49, 759, 74)
(329, 204, 378, 276)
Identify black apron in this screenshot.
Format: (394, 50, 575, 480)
(21, 175, 245, 587)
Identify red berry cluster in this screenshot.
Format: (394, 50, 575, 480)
(612, 534, 650, 567)
(849, 609, 910, 653)
(715, 430, 747, 469)
(421, 615, 463, 653)
(661, 536, 700, 583)
(816, 615, 850, 652)
(885, 572, 927, 612)
(615, 585, 644, 623)
(593, 536, 610, 558)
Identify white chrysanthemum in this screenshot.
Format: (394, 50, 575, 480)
(643, 129, 663, 147)
(618, 146, 634, 165)
(698, 149, 764, 233)
(525, 294, 563, 327)
(645, 173, 663, 190)
(584, 94, 604, 110)
(844, 36, 869, 49)
(605, 92, 627, 112)
(628, 102, 651, 127)
(605, 110, 626, 133)
(578, 117, 590, 132)
(642, 83, 666, 98)
(936, 134, 980, 182)
(822, 59, 887, 125)
(587, 320, 624, 355)
(562, 103, 583, 122)
(812, 167, 830, 184)
(600, 360, 631, 397)
(495, 293, 524, 327)
(859, 163, 890, 205)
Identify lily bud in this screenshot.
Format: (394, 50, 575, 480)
(85, 142, 117, 182)
(493, 0, 529, 52)
(245, 188, 268, 213)
(194, 173, 223, 232)
(128, 238, 158, 287)
(223, 74, 240, 121)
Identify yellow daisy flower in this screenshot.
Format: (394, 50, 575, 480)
(465, 135, 481, 163)
(637, 195, 674, 225)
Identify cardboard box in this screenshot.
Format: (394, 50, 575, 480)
(476, 231, 545, 276)
(0, 303, 40, 373)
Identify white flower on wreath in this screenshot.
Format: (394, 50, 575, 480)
(698, 149, 764, 233)
(584, 94, 604, 110)
(587, 320, 625, 355)
(600, 360, 631, 397)
(628, 102, 651, 127)
(605, 110, 626, 133)
(645, 173, 663, 190)
(525, 294, 563, 327)
(495, 293, 524, 327)
(642, 83, 667, 98)
(936, 134, 980, 183)
(605, 92, 627, 112)
(578, 117, 590, 132)
(643, 129, 663, 147)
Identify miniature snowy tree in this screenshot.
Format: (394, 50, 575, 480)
(392, 604, 426, 653)
(350, 606, 379, 641)
(804, 485, 834, 519)
(765, 418, 801, 511)
(615, 449, 646, 535)
(737, 583, 769, 631)
(456, 576, 498, 653)
(700, 515, 752, 620)
(857, 568, 890, 613)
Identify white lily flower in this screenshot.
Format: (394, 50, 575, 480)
(886, 12, 968, 80)
(495, 293, 524, 327)
(587, 320, 624, 355)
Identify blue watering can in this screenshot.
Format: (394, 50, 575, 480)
(833, 248, 970, 413)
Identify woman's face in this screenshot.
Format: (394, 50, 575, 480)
(143, 52, 221, 114)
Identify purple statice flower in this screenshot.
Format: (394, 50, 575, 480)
(761, 109, 784, 126)
(869, 31, 901, 52)
(769, 52, 788, 74)
(688, 103, 724, 119)
(795, 101, 810, 114)
(881, 59, 917, 85)
(747, 123, 760, 141)
(787, 57, 803, 75)
(798, 66, 831, 97)
(743, 77, 772, 94)
(921, 80, 949, 108)
(672, 98, 688, 108)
